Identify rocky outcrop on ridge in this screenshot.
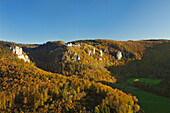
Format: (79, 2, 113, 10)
(10, 46, 30, 63)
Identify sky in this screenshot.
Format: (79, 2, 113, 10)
(0, 0, 170, 44)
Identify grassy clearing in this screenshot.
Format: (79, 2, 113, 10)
(114, 83, 170, 113)
(127, 78, 162, 85)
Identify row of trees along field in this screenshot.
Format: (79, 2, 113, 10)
(132, 80, 170, 97)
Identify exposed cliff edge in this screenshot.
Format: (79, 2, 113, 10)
(10, 46, 30, 63)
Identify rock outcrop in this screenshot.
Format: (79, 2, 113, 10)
(116, 51, 122, 60)
(62, 55, 67, 60)
(93, 47, 95, 54)
(88, 50, 91, 55)
(100, 50, 103, 56)
(10, 46, 30, 63)
(77, 56, 80, 61)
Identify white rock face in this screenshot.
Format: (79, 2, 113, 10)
(65, 43, 72, 46)
(10, 46, 30, 63)
(93, 48, 95, 54)
(99, 58, 102, 60)
(10, 46, 22, 55)
(77, 56, 80, 61)
(68, 50, 71, 54)
(65, 43, 80, 47)
(116, 51, 122, 60)
(100, 50, 103, 56)
(88, 50, 91, 55)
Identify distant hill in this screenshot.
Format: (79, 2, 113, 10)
(108, 41, 170, 79)
(24, 39, 166, 81)
(24, 41, 117, 83)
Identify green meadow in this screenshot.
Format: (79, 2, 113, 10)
(127, 78, 162, 85)
(110, 83, 170, 113)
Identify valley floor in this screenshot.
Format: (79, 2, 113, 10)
(104, 83, 170, 113)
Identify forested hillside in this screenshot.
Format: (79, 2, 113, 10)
(24, 41, 117, 83)
(0, 42, 140, 112)
(108, 41, 170, 97)
(1, 39, 170, 112)
(24, 39, 170, 98)
(24, 39, 163, 83)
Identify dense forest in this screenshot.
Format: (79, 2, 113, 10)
(0, 39, 170, 112)
(0, 41, 140, 112)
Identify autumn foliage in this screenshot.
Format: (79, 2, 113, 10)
(0, 42, 140, 112)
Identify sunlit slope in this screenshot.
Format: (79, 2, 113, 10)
(0, 42, 140, 112)
(25, 41, 117, 83)
(74, 39, 163, 60)
(25, 40, 165, 84)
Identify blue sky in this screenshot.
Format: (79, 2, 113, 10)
(0, 0, 170, 44)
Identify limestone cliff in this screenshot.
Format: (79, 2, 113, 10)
(116, 51, 122, 60)
(10, 46, 30, 63)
